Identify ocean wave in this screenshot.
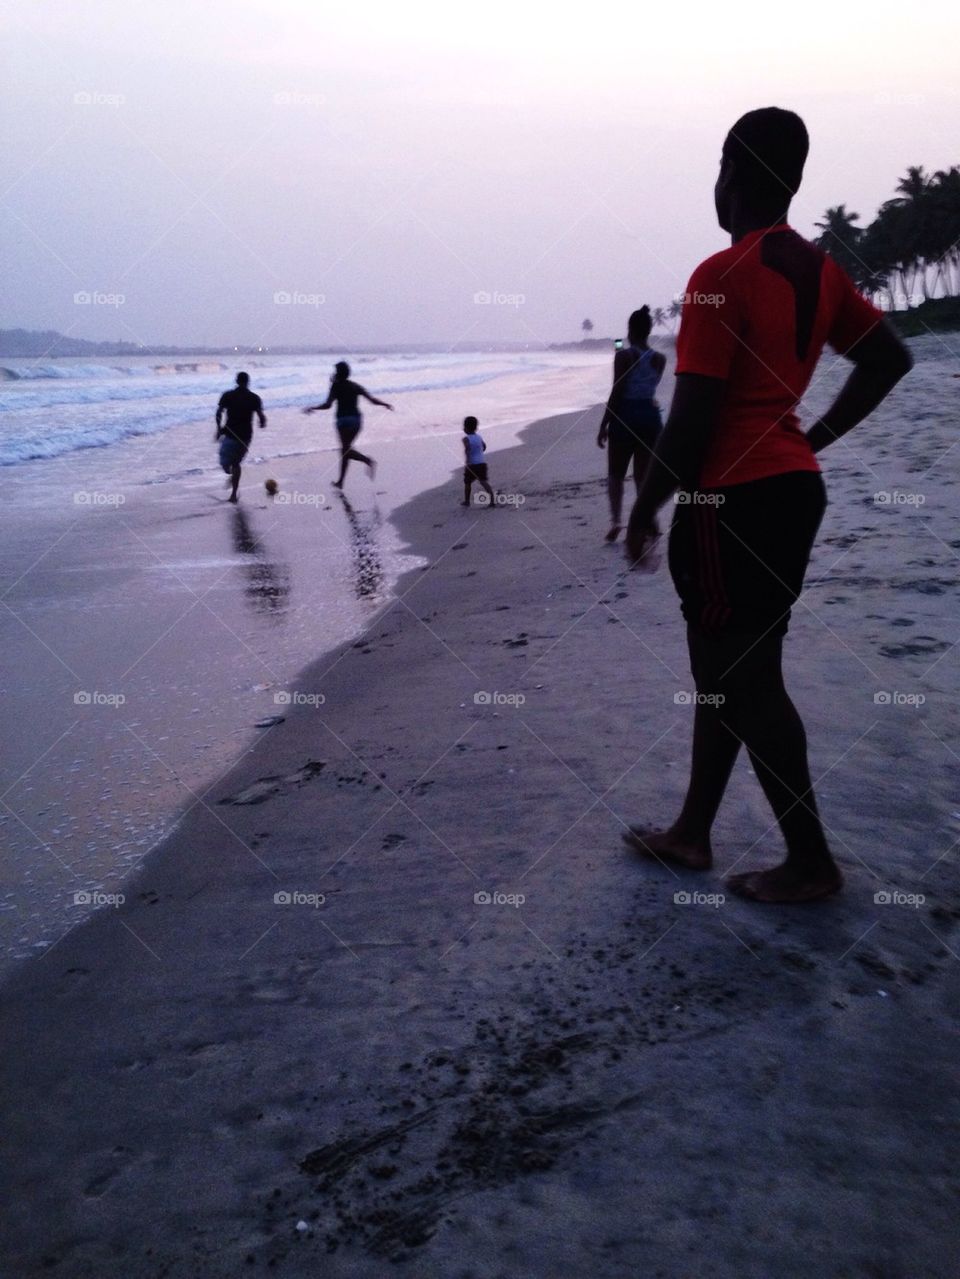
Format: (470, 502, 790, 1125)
(0, 356, 551, 467)
(0, 371, 305, 415)
(0, 363, 133, 381)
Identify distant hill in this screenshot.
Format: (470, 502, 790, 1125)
(549, 335, 675, 352)
(0, 329, 149, 358)
(0, 329, 554, 358)
(549, 337, 618, 351)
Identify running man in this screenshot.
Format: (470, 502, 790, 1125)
(303, 361, 393, 489)
(623, 107, 912, 903)
(216, 371, 266, 503)
(597, 306, 666, 542)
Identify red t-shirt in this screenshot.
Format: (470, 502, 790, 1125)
(675, 224, 884, 487)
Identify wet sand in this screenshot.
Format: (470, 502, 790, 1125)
(0, 351, 608, 972)
(1, 341, 959, 1276)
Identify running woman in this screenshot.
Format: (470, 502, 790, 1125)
(622, 107, 911, 903)
(597, 306, 666, 542)
(304, 361, 393, 489)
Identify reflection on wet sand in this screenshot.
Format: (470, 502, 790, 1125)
(230, 506, 290, 618)
(337, 492, 385, 601)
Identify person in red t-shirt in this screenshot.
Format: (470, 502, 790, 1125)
(622, 107, 912, 903)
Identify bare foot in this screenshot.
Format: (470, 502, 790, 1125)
(622, 825, 712, 871)
(332, 480, 343, 490)
(605, 525, 621, 543)
(726, 862, 843, 904)
(228, 493, 238, 504)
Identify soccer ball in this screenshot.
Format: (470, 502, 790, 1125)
(265, 478, 279, 496)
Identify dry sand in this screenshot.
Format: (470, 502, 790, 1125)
(1, 344, 959, 1277)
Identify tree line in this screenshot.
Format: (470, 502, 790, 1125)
(814, 165, 960, 309)
(623, 164, 960, 330)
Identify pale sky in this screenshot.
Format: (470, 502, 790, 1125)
(2, 0, 958, 347)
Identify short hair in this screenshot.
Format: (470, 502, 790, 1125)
(628, 306, 652, 341)
(723, 107, 809, 200)
(463, 415, 478, 431)
(236, 370, 249, 385)
(334, 361, 350, 379)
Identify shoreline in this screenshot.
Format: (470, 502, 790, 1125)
(2, 374, 959, 1276)
(0, 352, 610, 973)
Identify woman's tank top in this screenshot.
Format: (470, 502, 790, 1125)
(622, 346, 662, 402)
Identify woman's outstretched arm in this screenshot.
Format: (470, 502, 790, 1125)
(360, 388, 394, 410)
(303, 394, 334, 414)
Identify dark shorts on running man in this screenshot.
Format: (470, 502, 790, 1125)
(219, 435, 248, 472)
(668, 470, 826, 638)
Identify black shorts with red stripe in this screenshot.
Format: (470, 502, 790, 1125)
(668, 470, 826, 638)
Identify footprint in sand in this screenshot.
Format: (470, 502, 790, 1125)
(219, 761, 326, 806)
(878, 637, 948, 658)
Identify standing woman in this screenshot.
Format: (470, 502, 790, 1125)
(597, 307, 666, 542)
(304, 361, 393, 489)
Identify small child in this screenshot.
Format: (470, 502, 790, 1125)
(462, 416, 495, 507)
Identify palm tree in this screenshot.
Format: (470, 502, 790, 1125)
(581, 318, 594, 335)
(652, 307, 666, 330)
(667, 298, 683, 332)
(894, 165, 931, 204)
(814, 205, 869, 291)
(928, 166, 960, 297)
(819, 159, 960, 310)
(892, 166, 934, 299)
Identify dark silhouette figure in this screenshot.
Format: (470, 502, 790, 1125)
(597, 306, 666, 541)
(230, 505, 290, 618)
(336, 490, 384, 601)
(215, 371, 266, 503)
(623, 107, 912, 903)
(303, 361, 393, 489)
(462, 416, 495, 507)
